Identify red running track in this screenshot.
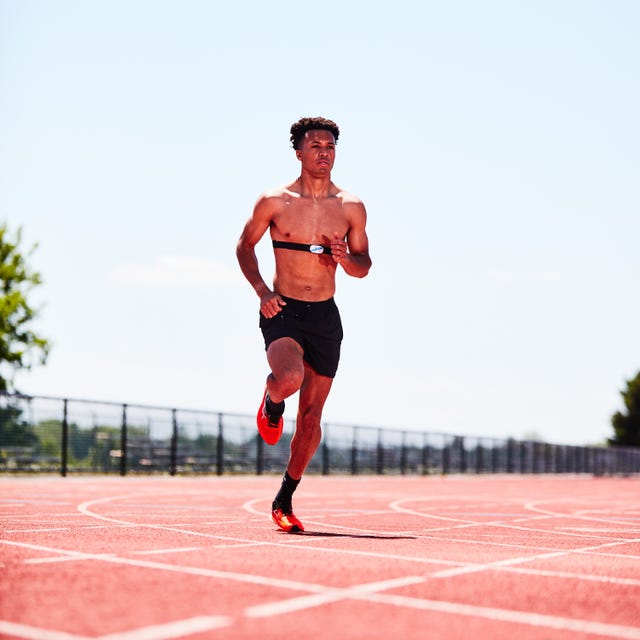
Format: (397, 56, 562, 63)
(1, 474, 640, 640)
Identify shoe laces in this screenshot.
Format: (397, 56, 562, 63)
(273, 499, 292, 515)
(263, 407, 282, 429)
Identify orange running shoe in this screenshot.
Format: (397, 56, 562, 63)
(271, 507, 304, 533)
(257, 389, 284, 445)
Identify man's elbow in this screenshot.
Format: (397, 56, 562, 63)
(353, 257, 372, 278)
(236, 237, 250, 259)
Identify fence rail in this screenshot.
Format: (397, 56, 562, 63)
(1, 392, 639, 476)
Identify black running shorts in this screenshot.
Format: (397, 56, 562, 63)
(259, 296, 343, 378)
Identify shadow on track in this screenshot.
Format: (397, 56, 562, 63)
(280, 530, 416, 539)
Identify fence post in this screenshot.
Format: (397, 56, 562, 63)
(120, 404, 128, 476)
(476, 442, 484, 474)
(544, 443, 553, 473)
(350, 426, 358, 475)
(216, 412, 224, 476)
(321, 423, 330, 475)
(376, 429, 384, 475)
(61, 399, 68, 477)
(256, 435, 264, 475)
(532, 442, 541, 473)
(169, 409, 178, 476)
(422, 433, 430, 475)
(519, 441, 527, 473)
(459, 438, 467, 473)
(322, 440, 330, 475)
(442, 443, 450, 475)
(491, 441, 499, 473)
(506, 439, 514, 473)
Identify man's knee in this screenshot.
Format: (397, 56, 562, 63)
(298, 402, 324, 430)
(294, 417, 322, 451)
(275, 367, 304, 396)
(267, 339, 305, 396)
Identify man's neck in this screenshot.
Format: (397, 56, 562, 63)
(297, 174, 333, 200)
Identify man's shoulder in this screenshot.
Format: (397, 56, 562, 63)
(335, 187, 364, 207)
(256, 183, 298, 206)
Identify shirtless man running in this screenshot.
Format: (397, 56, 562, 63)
(236, 116, 372, 532)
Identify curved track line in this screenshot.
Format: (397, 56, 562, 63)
(391, 496, 633, 543)
(525, 498, 640, 527)
(67, 494, 631, 584)
(76, 491, 463, 567)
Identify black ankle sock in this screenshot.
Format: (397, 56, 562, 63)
(273, 471, 300, 511)
(265, 393, 285, 417)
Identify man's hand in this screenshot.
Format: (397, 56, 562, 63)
(330, 232, 348, 264)
(260, 291, 286, 318)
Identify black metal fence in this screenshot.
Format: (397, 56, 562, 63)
(1, 392, 639, 476)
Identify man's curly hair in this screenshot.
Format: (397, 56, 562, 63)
(290, 117, 340, 150)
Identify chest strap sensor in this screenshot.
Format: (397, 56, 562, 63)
(272, 240, 332, 255)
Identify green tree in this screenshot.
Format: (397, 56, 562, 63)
(0, 222, 50, 392)
(0, 402, 37, 448)
(609, 371, 640, 447)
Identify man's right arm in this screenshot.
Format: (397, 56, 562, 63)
(236, 196, 286, 317)
(236, 196, 272, 299)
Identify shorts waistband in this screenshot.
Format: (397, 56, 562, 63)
(279, 295, 335, 308)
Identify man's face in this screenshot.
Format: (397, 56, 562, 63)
(296, 129, 336, 175)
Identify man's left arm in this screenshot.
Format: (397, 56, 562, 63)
(330, 202, 372, 278)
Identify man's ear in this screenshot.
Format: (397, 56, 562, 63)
(295, 149, 302, 161)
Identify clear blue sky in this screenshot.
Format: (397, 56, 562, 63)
(1, 1, 638, 445)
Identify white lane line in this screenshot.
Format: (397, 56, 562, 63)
(559, 528, 640, 534)
(76, 493, 151, 523)
(574, 549, 640, 560)
(1, 539, 118, 565)
(130, 547, 204, 556)
(500, 565, 640, 587)
(0, 539, 338, 594)
(390, 498, 636, 542)
(391, 498, 628, 542)
(364, 592, 640, 640)
(0, 620, 84, 640)
(24, 555, 115, 565)
(525, 499, 640, 527)
(242, 497, 391, 519)
(245, 575, 426, 617)
(209, 542, 266, 549)
(4, 528, 70, 533)
(388, 500, 488, 525)
(0, 616, 231, 640)
(97, 616, 232, 640)
(429, 536, 640, 579)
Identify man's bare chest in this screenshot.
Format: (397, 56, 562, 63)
(273, 200, 347, 241)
